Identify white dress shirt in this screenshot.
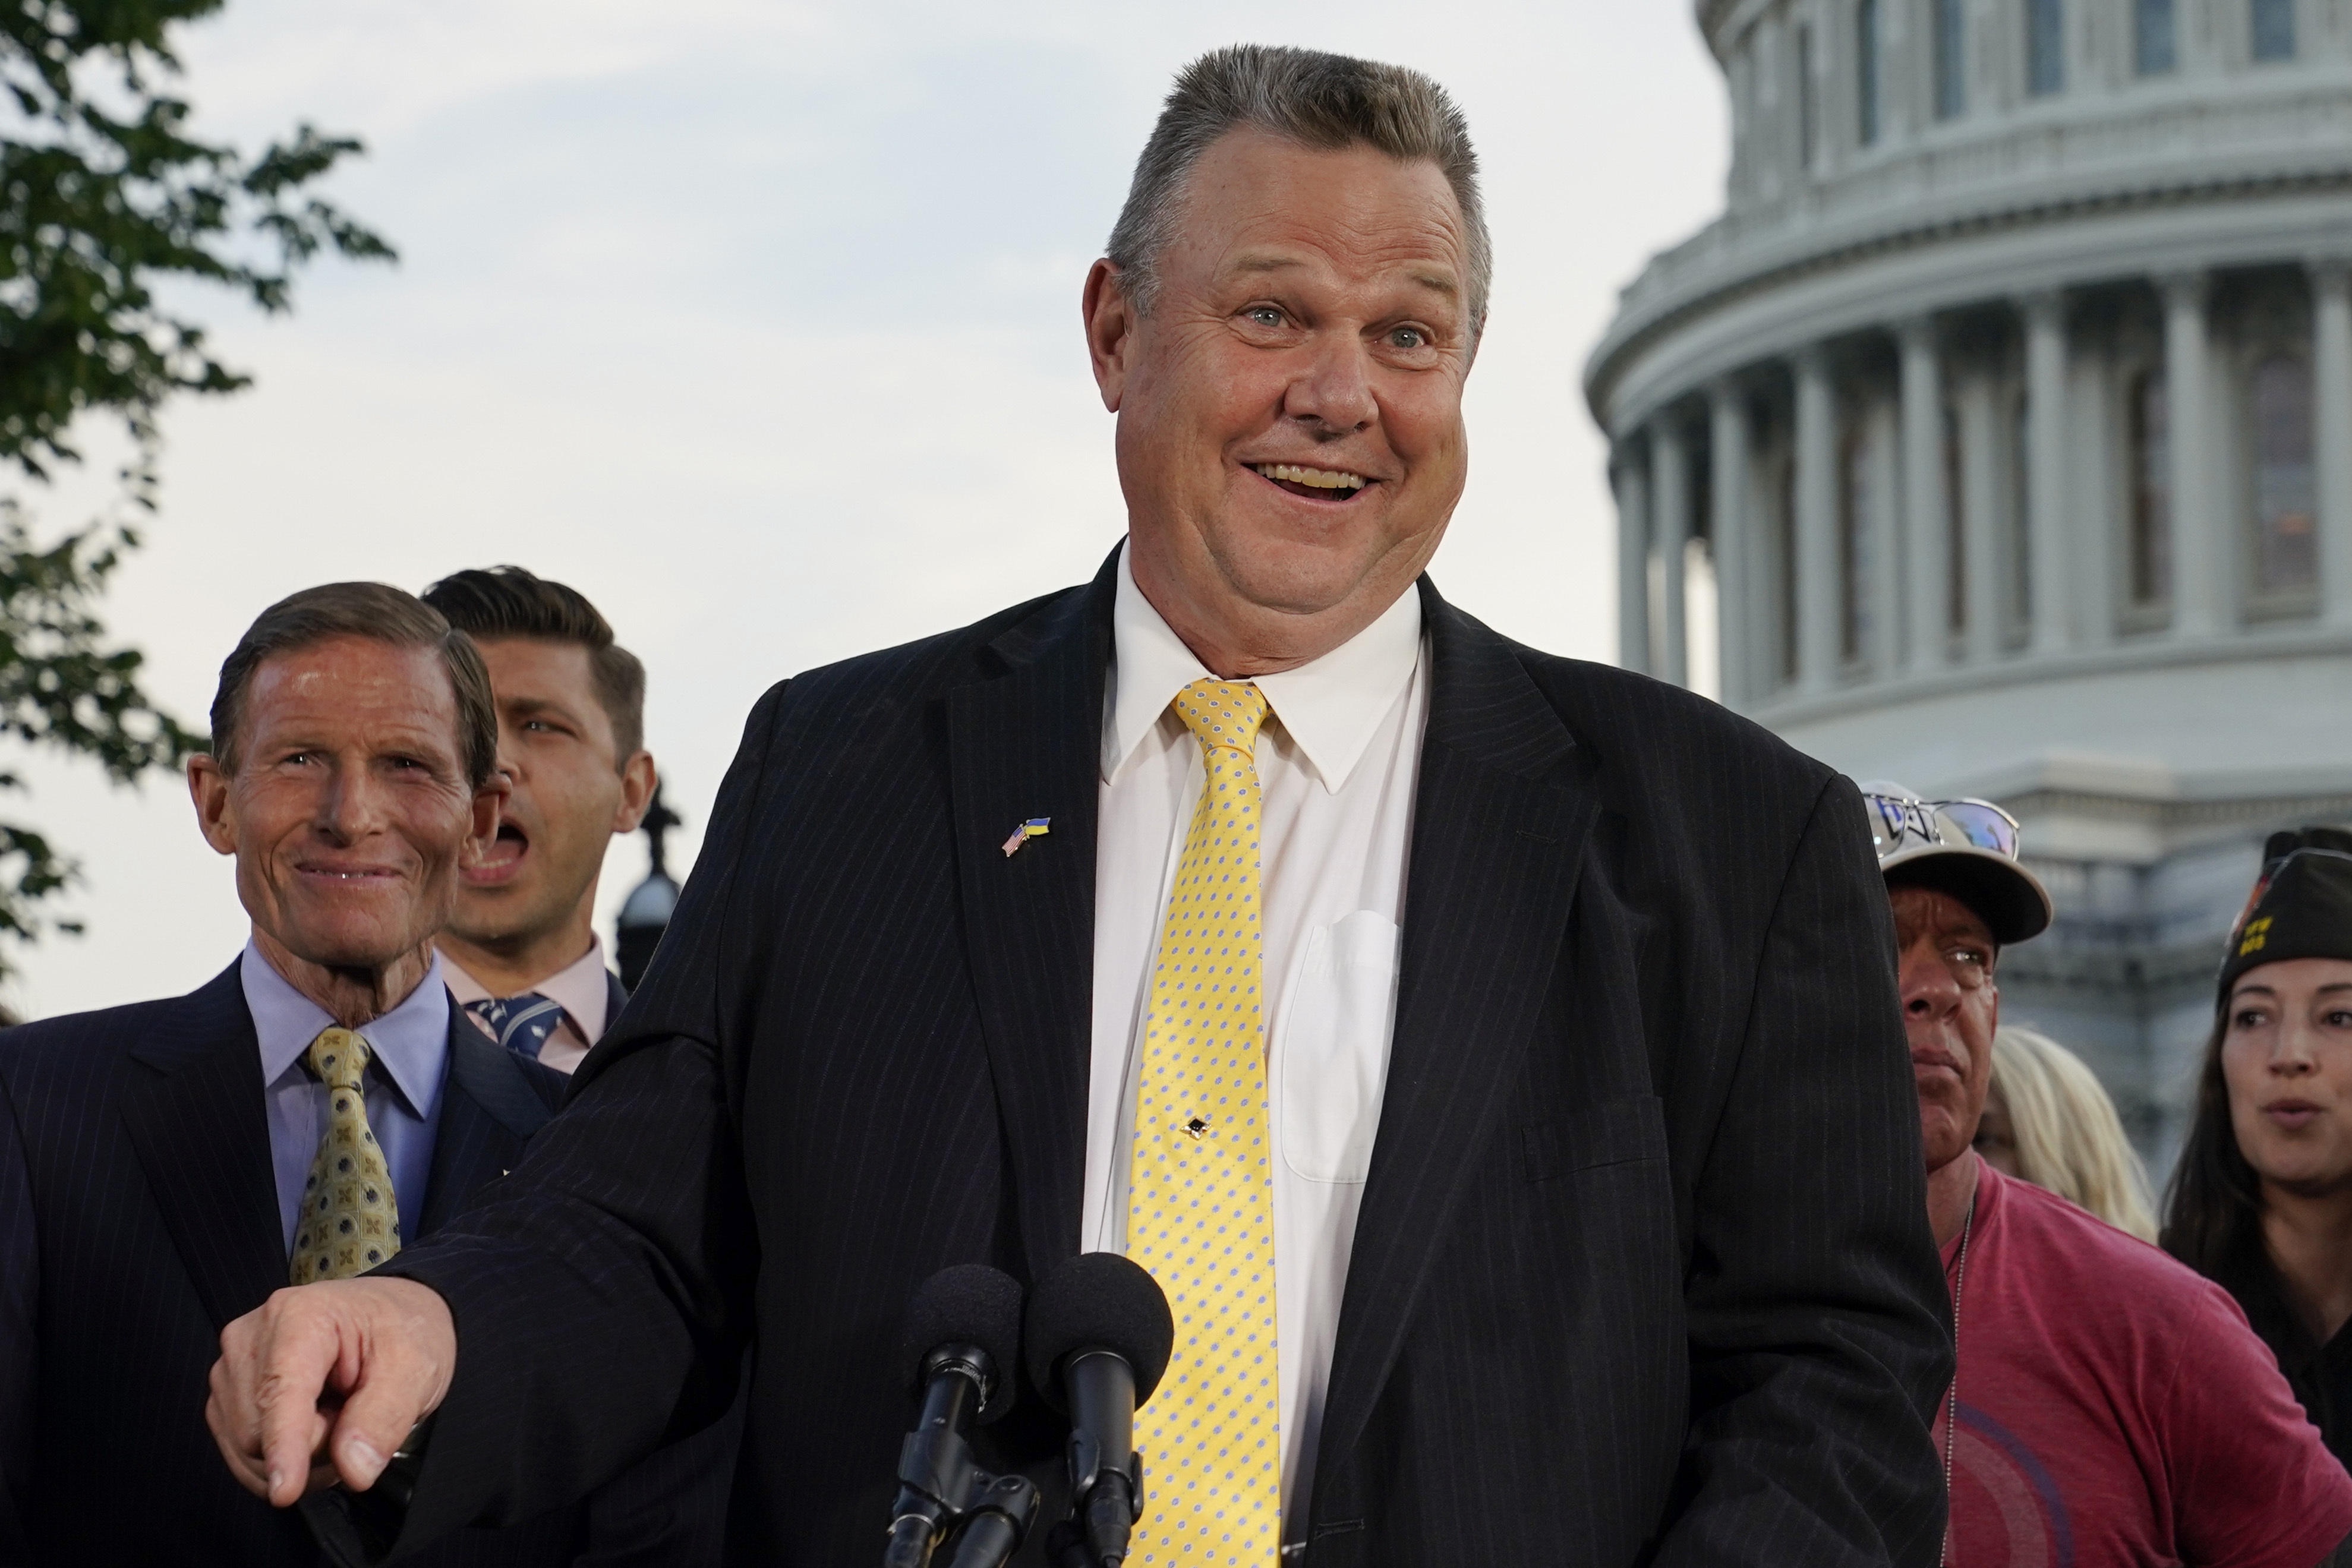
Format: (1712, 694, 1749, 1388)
(442, 936, 616, 1074)
(245, 942, 452, 1255)
(1085, 545, 1428, 1542)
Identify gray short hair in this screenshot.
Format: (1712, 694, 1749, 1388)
(210, 582, 499, 790)
(1106, 45, 1491, 335)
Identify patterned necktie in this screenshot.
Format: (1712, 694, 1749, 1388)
(1127, 679, 1282, 1566)
(288, 1028, 403, 1285)
(465, 993, 564, 1061)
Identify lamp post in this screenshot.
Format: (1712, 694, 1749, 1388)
(616, 783, 681, 992)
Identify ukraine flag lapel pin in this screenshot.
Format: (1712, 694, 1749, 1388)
(1000, 816, 1051, 858)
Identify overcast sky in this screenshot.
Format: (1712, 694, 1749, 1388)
(4, 0, 1727, 1018)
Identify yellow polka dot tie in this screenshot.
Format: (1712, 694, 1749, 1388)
(287, 1027, 403, 1285)
(1128, 679, 1281, 1566)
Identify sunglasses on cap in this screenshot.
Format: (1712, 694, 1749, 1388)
(1863, 794, 2023, 865)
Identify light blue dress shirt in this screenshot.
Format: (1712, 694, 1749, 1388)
(242, 942, 451, 1255)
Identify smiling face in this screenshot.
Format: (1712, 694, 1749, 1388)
(1084, 128, 1473, 675)
(190, 636, 500, 985)
(447, 638, 651, 960)
(2222, 957, 2352, 1195)
(1892, 883, 2002, 1173)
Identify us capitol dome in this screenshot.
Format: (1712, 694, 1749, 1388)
(1587, 0, 2352, 1165)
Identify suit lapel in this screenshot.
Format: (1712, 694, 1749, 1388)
(1314, 581, 1601, 1481)
(945, 552, 1115, 1285)
(121, 962, 291, 1328)
(416, 1007, 552, 1238)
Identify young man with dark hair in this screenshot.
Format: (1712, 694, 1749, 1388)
(420, 567, 657, 1073)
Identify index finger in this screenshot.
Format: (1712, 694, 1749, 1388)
(255, 1307, 346, 1507)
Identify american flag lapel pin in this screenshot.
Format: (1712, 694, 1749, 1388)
(1001, 816, 1051, 858)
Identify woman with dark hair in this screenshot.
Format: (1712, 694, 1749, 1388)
(2165, 826, 2352, 1472)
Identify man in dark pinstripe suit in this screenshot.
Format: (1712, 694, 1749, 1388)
(211, 48, 1954, 1565)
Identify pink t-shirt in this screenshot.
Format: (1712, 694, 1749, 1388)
(1934, 1159, 2352, 1566)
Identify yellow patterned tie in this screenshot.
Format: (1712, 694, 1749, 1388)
(1128, 679, 1281, 1566)
(288, 1027, 403, 1285)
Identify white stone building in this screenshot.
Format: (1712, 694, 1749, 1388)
(1587, 0, 2352, 1167)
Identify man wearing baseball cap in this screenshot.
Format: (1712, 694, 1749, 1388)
(1863, 784, 2352, 1567)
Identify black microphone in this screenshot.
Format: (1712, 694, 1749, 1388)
(1024, 1253, 1175, 1568)
(883, 1264, 1034, 1568)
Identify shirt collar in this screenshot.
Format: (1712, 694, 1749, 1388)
(241, 941, 450, 1123)
(439, 936, 614, 1044)
(1103, 541, 1424, 794)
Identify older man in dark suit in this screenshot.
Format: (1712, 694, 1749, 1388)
(0, 583, 717, 1566)
(210, 48, 1953, 1566)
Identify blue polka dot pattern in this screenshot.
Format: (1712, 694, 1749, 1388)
(286, 1027, 403, 1286)
(1128, 679, 1281, 1565)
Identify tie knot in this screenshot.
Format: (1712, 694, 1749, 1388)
(1171, 679, 1269, 755)
(305, 1027, 371, 1092)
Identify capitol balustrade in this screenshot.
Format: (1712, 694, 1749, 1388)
(1613, 257, 2352, 719)
(1621, 0, 2352, 358)
(1614, 78, 2352, 354)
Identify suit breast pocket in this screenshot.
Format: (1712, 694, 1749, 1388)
(1276, 910, 1399, 1184)
(1521, 1095, 1669, 1185)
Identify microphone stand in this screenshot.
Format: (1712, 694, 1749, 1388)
(882, 1346, 1040, 1568)
(1041, 1351, 1145, 1568)
(942, 1474, 1043, 1568)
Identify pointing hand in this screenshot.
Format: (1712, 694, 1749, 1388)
(206, 1277, 457, 1507)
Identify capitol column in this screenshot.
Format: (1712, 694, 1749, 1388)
(1958, 374, 2003, 665)
(1615, 441, 1652, 674)
(2160, 271, 2224, 639)
(2022, 292, 2073, 653)
(2312, 260, 2352, 629)
(1708, 380, 1752, 706)
(1898, 318, 1949, 674)
(1793, 347, 1840, 695)
(1651, 415, 1691, 687)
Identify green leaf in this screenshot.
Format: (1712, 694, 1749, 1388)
(0, 0, 392, 981)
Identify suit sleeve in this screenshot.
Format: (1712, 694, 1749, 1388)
(1654, 775, 1954, 1566)
(0, 1069, 33, 1566)
(374, 682, 790, 1545)
(573, 1377, 745, 1566)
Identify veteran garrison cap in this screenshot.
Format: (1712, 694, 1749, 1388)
(2218, 826, 2352, 1001)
